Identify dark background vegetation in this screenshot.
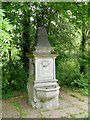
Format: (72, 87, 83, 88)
(1, 2, 89, 99)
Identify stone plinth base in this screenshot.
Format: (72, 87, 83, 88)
(27, 81, 60, 109)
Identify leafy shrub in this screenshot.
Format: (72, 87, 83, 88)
(56, 58, 88, 89)
(71, 73, 88, 89)
(2, 60, 29, 96)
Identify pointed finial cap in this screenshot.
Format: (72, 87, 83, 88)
(34, 27, 51, 47)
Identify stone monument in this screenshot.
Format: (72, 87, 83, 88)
(26, 27, 60, 109)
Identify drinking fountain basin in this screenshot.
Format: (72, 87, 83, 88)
(35, 86, 60, 100)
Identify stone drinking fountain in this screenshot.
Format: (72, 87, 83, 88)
(26, 27, 60, 109)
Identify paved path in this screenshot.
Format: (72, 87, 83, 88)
(2, 89, 88, 118)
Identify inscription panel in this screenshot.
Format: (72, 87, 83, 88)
(36, 58, 53, 80)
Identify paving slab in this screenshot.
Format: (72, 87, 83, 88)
(2, 99, 19, 118)
(88, 97, 90, 103)
(60, 90, 88, 112)
(59, 99, 73, 108)
(23, 113, 41, 118)
(71, 101, 88, 111)
(75, 112, 88, 118)
(63, 106, 84, 114)
(60, 91, 80, 104)
(77, 94, 88, 103)
(2, 90, 88, 118)
(60, 90, 88, 103)
(40, 110, 68, 118)
(15, 97, 41, 115)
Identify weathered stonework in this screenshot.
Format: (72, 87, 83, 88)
(26, 27, 60, 109)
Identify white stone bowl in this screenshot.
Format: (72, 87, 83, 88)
(35, 86, 60, 100)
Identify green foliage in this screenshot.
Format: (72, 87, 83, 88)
(61, 88, 68, 93)
(79, 89, 88, 96)
(77, 51, 88, 71)
(71, 73, 88, 89)
(2, 90, 26, 100)
(71, 87, 88, 96)
(2, 60, 28, 97)
(40, 100, 46, 103)
(42, 109, 50, 112)
(54, 107, 63, 110)
(70, 93, 85, 101)
(56, 58, 78, 85)
(0, 9, 14, 54)
(56, 57, 88, 90)
(40, 116, 46, 120)
(61, 115, 68, 118)
(12, 99, 26, 118)
(58, 96, 64, 99)
(1, 2, 88, 98)
(67, 113, 76, 118)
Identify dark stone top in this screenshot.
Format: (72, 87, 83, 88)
(33, 27, 51, 47)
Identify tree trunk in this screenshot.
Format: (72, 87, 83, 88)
(8, 40, 12, 84)
(8, 41, 11, 62)
(80, 29, 86, 73)
(21, 9, 30, 69)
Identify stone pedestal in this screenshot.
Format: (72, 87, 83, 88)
(26, 27, 60, 109)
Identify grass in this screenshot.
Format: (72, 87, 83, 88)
(62, 85, 88, 96)
(40, 100, 46, 103)
(71, 87, 88, 96)
(67, 113, 76, 118)
(54, 107, 63, 110)
(61, 88, 68, 93)
(71, 103, 86, 112)
(79, 112, 85, 115)
(59, 96, 64, 99)
(2, 90, 27, 100)
(40, 107, 43, 109)
(71, 103, 77, 107)
(70, 93, 85, 101)
(0, 117, 2, 120)
(78, 88, 88, 96)
(40, 116, 46, 120)
(2, 92, 14, 100)
(76, 105, 88, 112)
(61, 115, 68, 118)
(84, 115, 89, 118)
(42, 109, 50, 112)
(12, 99, 26, 118)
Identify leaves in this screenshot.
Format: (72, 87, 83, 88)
(1, 2, 88, 96)
(0, 9, 5, 16)
(0, 8, 14, 55)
